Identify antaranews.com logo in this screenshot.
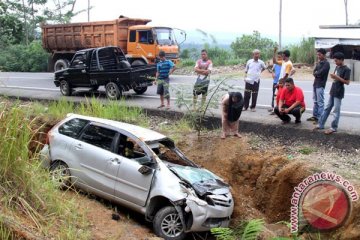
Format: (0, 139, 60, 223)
(290, 172, 359, 233)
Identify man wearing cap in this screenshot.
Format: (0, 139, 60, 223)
(155, 50, 176, 109)
(243, 49, 266, 112)
(307, 48, 330, 123)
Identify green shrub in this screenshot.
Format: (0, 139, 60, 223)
(179, 58, 196, 67)
(231, 31, 276, 61)
(288, 38, 315, 64)
(0, 40, 49, 72)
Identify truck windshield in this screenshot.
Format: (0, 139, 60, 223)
(154, 28, 176, 45)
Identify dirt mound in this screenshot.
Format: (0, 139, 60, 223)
(177, 133, 360, 239)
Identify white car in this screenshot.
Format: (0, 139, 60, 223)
(40, 114, 234, 240)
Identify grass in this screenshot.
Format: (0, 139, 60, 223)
(0, 102, 90, 238)
(298, 146, 316, 155)
(46, 97, 149, 127)
(0, 97, 148, 238)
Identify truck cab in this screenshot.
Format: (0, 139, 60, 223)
(127, 26, 180, 65)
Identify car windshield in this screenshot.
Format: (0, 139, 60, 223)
(170, 165, 219, 185)
(154, 28, 176, 45)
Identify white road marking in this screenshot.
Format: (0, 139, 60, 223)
(0, 86, 59, 92)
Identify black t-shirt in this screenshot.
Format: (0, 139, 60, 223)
(329, 65, 351, 99)
(313, 60, 330, 88)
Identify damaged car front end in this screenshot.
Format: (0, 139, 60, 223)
(146, 138, 234, 238)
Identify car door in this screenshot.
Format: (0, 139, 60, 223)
(113, 132, 155, 207)
(67, 53, 89, 87)
(71, 123, 120, 196)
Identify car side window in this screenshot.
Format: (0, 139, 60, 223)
(80, 125, 116, 151)
(117, 134, 147, 161)
(71, 54, 86, 68)
(58, 118, 89, 138)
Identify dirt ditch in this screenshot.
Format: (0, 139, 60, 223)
(23, 115, 360, 239)
(177, 133, 360, 239)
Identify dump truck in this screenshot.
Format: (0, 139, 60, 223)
(41, 16, 185, 71)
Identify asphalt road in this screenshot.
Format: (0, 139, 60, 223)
(0, 72, 359, 134)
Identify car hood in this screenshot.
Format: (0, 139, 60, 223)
(170, 165, 229, 196)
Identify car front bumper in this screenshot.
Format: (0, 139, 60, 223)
(185, 194, 234, 232)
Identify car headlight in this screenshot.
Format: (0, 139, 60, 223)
(180, 183, 207, 206)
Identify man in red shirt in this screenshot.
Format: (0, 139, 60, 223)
(274, 78, 306, 124)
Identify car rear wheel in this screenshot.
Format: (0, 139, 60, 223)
(60, 80, 72, 96)
(105, 82, 122, 100)
(133, 86, 147, 94)
(50, 161, 71, 189)
(153, 206, 186, 240)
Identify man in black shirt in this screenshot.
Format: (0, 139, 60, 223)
(314, 52, 351, 134)
(307, 48, 330, 123)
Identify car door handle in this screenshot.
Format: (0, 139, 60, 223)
(74, 143, 83, 150)
(109, 158, 121, 165)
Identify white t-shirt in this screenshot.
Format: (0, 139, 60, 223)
(245, 59, 266, 84)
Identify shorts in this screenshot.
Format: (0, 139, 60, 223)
(193, 83, 209, 96)
(157, 78, 170, 98)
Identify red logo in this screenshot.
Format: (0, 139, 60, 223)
(301, 182, 351, 230)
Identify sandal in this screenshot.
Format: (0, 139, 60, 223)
(157, 105, 165, 109)
(221, 133, 226, 139)
(324, 129, 336, 135)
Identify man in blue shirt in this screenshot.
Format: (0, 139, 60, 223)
(155, 50, 176, 109)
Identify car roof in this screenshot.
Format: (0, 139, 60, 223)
(66, 114, 167, 142)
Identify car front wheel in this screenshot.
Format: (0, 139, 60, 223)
(153, 206, 186, 240)
(105, 82, 122, 100)
(50, 161, 71, 189)
(60, 80, 72, 96)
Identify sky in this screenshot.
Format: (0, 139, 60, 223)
(71, 0, 360, 45)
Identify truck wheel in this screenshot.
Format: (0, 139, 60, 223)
(54, 59, 70, 71)
(60, 80, 72, 96)
(133, 86, 147, 94)
(153, 206, 186, 240)
(131, 59, 146, 67)
(105, 82, 122, 100)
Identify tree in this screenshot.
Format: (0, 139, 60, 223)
(0, 1, 24, 47)
(230, 31, 276, 61)
(43, 0, 86, 24)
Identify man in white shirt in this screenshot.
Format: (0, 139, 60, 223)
(244, 49, 266, 111)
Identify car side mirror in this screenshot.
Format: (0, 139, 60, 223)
(138, 165, 153, 175)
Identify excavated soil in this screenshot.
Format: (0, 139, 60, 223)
(176, 132, 360, 239)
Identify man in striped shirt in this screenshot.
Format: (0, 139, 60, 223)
(155, 51, 176, 109)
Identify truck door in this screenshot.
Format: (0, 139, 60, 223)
(136, 30, 156, 62)
(67, 53, 89, 87)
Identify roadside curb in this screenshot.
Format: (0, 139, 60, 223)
(3, 94, 360, 151)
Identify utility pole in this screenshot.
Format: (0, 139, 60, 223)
(344, 0, 348, 25)
(88, 0, 90, 22)
(279, 0, 282, 49)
